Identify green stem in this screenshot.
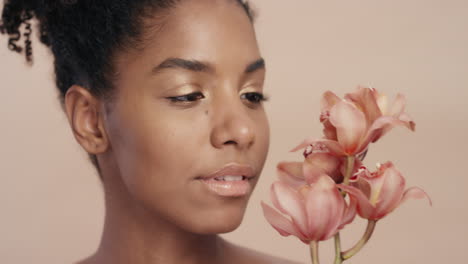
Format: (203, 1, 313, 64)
(342, 220, 377, 260)
(334, 155, 356, 263)
(334, 233, 343, 264)
(342, 155, 355, 186)
(310, 241, 320, 264)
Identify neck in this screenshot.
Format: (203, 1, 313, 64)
(91, 160, 226, 264)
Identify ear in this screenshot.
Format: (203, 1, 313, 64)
(64, 85, 109, 155)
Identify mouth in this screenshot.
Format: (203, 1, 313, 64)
(196, 163, 255, 197)
(210, 175, 248, 181)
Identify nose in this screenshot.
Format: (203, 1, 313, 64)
(210, 100, 256, 151)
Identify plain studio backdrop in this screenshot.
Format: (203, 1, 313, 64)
(1, 0, 467, 263)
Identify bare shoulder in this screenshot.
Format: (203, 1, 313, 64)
(225, 242, 304, 264)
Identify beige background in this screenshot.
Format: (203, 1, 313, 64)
(1, 0, 467, 263)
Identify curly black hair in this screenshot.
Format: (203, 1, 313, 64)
(0, 0, 255, 173)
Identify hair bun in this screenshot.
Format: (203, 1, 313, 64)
(0, 0, 45, 61)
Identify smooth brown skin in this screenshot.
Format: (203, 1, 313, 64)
(64, 0, 300, 263)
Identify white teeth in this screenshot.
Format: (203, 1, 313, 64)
(214, 175, 244, 181)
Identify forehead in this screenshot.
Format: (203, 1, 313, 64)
(119, 0, 260, 73)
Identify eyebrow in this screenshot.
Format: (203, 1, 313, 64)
(152, 58, 212, 74)
(245, 58, 265, 73)
(151, 57, 265, 75)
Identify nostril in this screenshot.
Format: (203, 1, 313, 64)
(224, 140, 236, 145)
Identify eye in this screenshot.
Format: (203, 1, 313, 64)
(241, 92, 268, 104)
(167, 92, 205, 103)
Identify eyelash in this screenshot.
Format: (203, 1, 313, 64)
(167, 92, 205, 102)
(167, 92, 268, 104)
(241, 92, 268, 104)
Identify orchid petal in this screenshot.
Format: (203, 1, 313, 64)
(277, 162, 306, 189)
(344, 87, 382, 125)
(373, 165, 406, 218)
(304, 153, 341, 184)
(322, 120, 338, 141)
(329, 101, 367, 155)
(338, 184, 375, 220)
(399, 112, 416, 131)
(261, 202, 306, 240)
(290, 137, 345, 157)
(359, 116, 406, 151)
(388, 93, 406, 117)
(270, 182, 308, 234)
(400, 187, 432, 207)
(321, 91, 341, 112)
(351, 176, 372, 199)
(351, 171, 372, 198)
(375, 94, 388, 114)
(306, 176, 345, 240)
(303, 162, 324, 184)
(359, 162, 394, 204)
(339, 197, 357, 229)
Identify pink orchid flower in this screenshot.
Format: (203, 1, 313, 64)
(278, 148, 363, 186)
(339, 162, 431, 220)
(261, 175, 356, 244)
(344, 86, 415, 141)
(293, 87, 416, 157)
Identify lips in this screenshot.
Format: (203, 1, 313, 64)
(199, 163, 255, 180)
(197, 163, 255, 197)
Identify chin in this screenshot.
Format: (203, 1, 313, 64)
(189, 205, 247, 234)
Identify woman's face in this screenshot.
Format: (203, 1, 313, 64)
(102, 0, 269, 234)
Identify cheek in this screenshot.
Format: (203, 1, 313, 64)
(112, 113, 200, 188)
(106, 100, 210, 204)
(255, 110, 271, 162)
(104, 96, 270, 233)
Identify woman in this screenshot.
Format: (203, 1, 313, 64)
(1, 0, 300, 263)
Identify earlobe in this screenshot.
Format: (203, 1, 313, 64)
(64, 85, 109, 154)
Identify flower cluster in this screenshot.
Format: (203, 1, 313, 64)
(261, 86, 431, 264)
